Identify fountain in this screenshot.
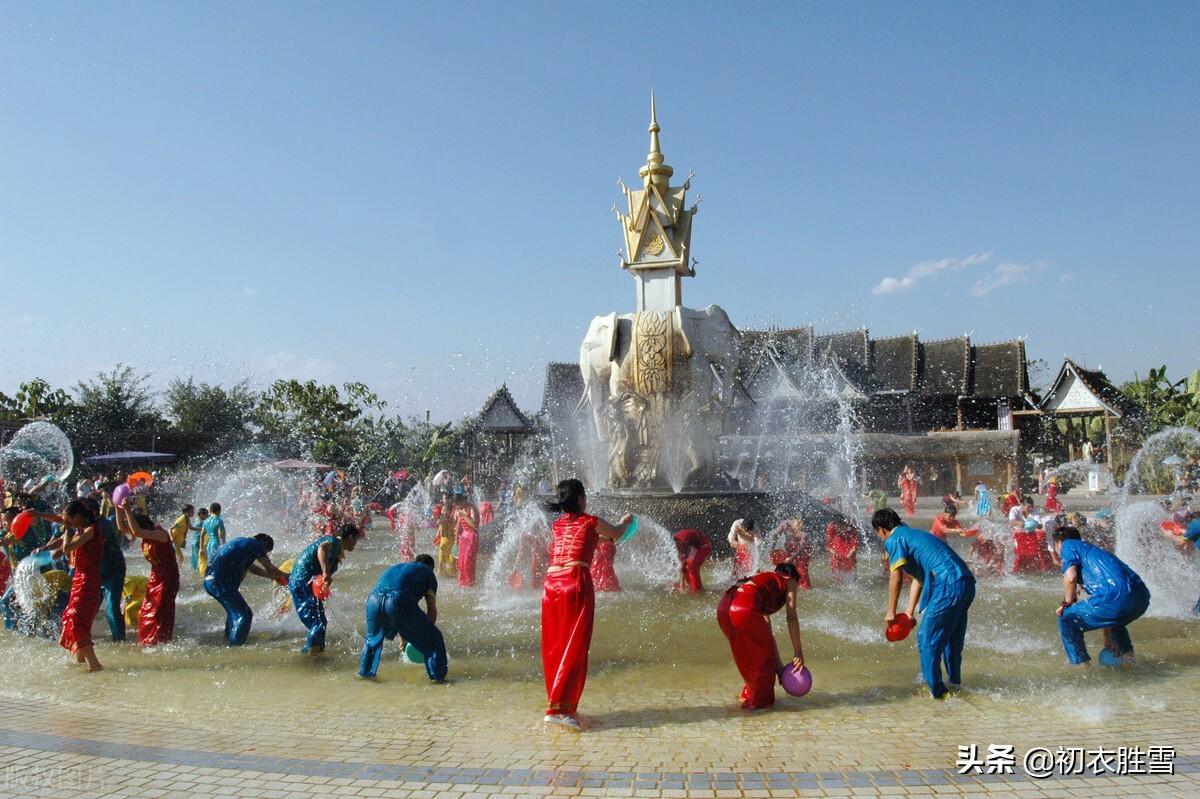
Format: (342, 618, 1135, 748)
(1110, 426, 1200, 616)
(576, 95, 842, 542)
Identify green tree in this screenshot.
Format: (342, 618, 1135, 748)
(0, 378, 76, 423)
(65, 365, 162, 436)
(256, 380, 385, 463)
(1121, 366, 1200, 436)
(164, 378, 257, 440)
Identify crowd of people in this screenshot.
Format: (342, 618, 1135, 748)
(1, 460, 1195, 736)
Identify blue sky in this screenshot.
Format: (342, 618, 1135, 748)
(2, 2, 1197, 419)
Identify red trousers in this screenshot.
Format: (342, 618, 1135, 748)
(541, 566, 594, 715)
(590, 540, 621, 592)
(680, 543, 712, 592)
(139, 564, 179, 646)
(60, 567, 102, 654)
(716, 586, 777, 709)
(457, 529, 478, 587)
(791, 554, 811, 590)
(398, 532, 416, 562)
(732, 544, 753, 580)
(1012, 532, 1042, 573)
(901, 493, 917, 517)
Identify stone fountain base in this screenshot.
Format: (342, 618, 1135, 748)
(588, 488, 839, 557)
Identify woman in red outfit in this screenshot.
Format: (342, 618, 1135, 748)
(773, 519, 812, 590)
(116, 506, 180, 645)
(454, 498, 479, 587)
(541, 479, 632, 730)
(34, 501, 105, 671)
(728, 518, 758, 580)
(897, 466, 919, 517)
(825, 519, 859, 582)
(673, 529, 712, 592)
(1044, 477, 1063, 514)
(716, 562, 806, 710)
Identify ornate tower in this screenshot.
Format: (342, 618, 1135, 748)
(614, 92, 698, 312)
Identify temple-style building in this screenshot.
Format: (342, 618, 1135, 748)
(471, 99, 1047, 493)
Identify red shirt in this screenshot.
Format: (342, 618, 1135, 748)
(745, 571, 791, 614)
(930, 515, 962, 540)
(550, 513, 599, 567)
(142, 538, 179, 574)
(69, 525, 105, 574)
(827, 524, 858, 558)
(674, 529, 709, 549)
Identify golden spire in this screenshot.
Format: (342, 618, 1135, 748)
(639, 90, 673, 189)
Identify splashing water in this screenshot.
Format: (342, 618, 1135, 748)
(483, 502, 551, 590)
(1111, 427, 1200, 618)
(0, 421, 74, 486)
(613, 515, 683, 587)
(8, 558, 63, 637)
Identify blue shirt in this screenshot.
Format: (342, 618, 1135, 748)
(884, 525, 974, 609)
(289, 535, 342, 589)
(373, 562, 438, 603)
(1060, 539, 1144, 601)
(207, 537, 268, 587)
(98, 518, 126, 576)
(1185, 519, 1200, 551)
(202, 515, 226, 546)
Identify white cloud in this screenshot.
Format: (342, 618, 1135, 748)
(971, 261, 1048, 296)
(242, 286, 258, 296)
(1060, 272, 1075, 282)
(871, 252, 992, 295)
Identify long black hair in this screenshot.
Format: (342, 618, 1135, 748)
(774, 562, 800, 581)
(64, 499, 98, 526)
(545, 479, 586, 514)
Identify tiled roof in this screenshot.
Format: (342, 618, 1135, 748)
(971, 340, 1028, 398)
(920, 337, 971, 395)
(476, 385, 532, 432)
(870, 334, 919, 392)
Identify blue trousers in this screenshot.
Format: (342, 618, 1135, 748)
(1058, 583, 1150, 665)
(100, 566, 126, 642)
(2, 589, 15, 631)
(917, 578, 975, 698)
(358, 590, 447, 680)
(187, 532, 201, 572)
(205, 577, 254, 646)
(290, 581, 327, 653)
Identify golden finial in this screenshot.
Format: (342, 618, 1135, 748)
(648, 90, 662, 162)
(640, 90, 672, 188)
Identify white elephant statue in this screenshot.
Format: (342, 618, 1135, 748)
(578, 304, 741, 490)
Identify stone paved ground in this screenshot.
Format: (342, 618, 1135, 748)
(2, 674, 1197, 799)
(3, 494, 1194, 797)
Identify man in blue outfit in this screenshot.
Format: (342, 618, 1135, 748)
(1053, 527, 1150, 666)
(358, 553, 447, 681)
(1181, 516, 1200, 615)
(873, 508, 976, 699)
(289, 523, 360, 654)
(204, 534, 289, 645)
(87, 495, 128, 642)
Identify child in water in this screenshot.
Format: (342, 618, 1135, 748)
(191, 507, 209, 572)
(434, 497, 456, 576)
(974, 482, 992, 519)
(825, 518, 858, 582)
